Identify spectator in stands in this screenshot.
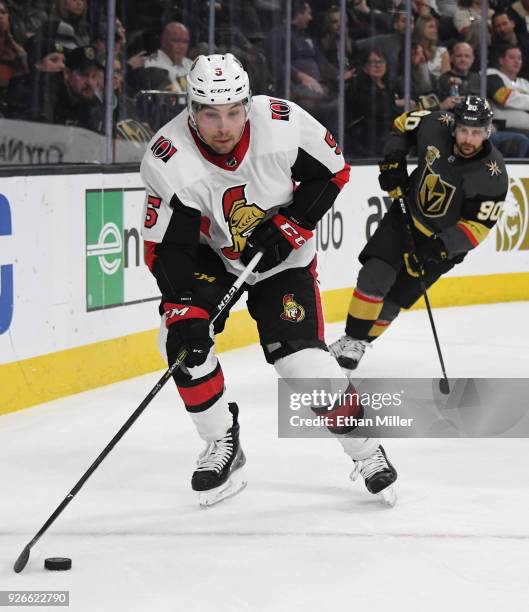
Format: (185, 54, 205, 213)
(35, 0, 91, 51)
(192, 7, 272, 96)
(319, 5, 356, 85)
(395, 42, 437, 106)
(145, 22, 192, 94)
(491, 10, 529, 79)
(508, 0, 529, 36)
(437, 0, 459, 18)
(414, 15, 450, 83)
(437, 41, 480, 108)
(346, 47, 402, 156)
(6, 37, 65, 121)
(265, 0, 338, 129)
(356, 11, 415, 89)
(0, 1, 28, 101)
(487, 44, 529, 132)
(414, 0, 441, 19)
(453, 0, 493, 56)
(4, 0, 49, 44)
(93, 55, 152, 142)
(8, 45, 102, 132)
(346, 0, 393, 41)
(91, 18, 150, 101)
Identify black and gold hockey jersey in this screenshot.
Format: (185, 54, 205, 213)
(384, 109, 508, 257)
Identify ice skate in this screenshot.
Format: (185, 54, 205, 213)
(328, 335, 370, 372)
(350, 445, 397, 507)
(192, 403, 247, 508)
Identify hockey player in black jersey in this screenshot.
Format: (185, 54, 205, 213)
(330, 95, 509, 371)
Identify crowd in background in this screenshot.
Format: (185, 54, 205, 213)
(1, 0, 529, 159)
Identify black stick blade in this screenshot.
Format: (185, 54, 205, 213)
(439, 378, 450, 395)
(13, 545, 31, 573)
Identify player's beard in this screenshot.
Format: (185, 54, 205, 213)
(454, 142, 482, 158)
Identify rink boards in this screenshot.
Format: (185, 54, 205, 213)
(1, 164, 528, 414)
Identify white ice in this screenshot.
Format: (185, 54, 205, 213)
(1, 301, 529, 612)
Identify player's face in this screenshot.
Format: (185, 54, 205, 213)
(454, 125, 487, 157)
(195, 103, 247, 154)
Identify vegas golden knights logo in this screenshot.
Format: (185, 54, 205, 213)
(417, 161, 456, 218)
(497, 178, 529, 251)
(280, 294, 305, 323)
(221, 184, 265, 260)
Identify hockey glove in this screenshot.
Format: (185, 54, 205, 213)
(404, 236, 448, 277)
(378, 152, 409, 198)
(240, 213, 313, 273)
(164, 299, 213, 369)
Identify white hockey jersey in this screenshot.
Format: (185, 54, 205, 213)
(140, 95, 348, 287)
(486, 67, 529, 130)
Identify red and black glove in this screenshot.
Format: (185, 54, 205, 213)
(378, 151, 409, 198)
(240, 213, 313, 273)
(404, 236, 448, 277)
(164, 298, 213, 369)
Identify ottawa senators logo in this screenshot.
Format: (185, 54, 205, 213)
(280, 294, 305, 323)
(269, 98, 291, 121)
(221, 184, 265, 260)
(417, 164, 456, 217)
(151, 135, 177, 163)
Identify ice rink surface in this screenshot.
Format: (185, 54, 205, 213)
(1, 301, 529, 612)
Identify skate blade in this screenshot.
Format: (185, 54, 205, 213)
(199, 468, 247, 508)
(378, 484, 397, 507)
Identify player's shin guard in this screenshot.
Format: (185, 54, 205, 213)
(275, 348, 360, 432)
(344, 287, 383, 339)
(175, 354, 247, 506)
(366, 299, 401, 341)
(274, 346, 386, 450)
(177, 356, 232, 441)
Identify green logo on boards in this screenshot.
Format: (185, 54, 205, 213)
(86, 190, 125, 310)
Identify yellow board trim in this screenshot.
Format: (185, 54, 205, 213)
(2, 272, 529, 416)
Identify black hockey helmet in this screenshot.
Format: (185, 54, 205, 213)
(453, 95, 493, 137)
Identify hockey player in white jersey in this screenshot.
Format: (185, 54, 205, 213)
(140, 53, 397, 507)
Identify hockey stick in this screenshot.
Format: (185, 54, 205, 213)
(397, 196, 450, 395)
(13, 251, 263, 573)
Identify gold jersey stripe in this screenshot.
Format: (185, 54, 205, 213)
(412, 215, 434, 237)
(393, 112, 408, 133)
(457, 219, 490, 246)
(493, 86, 512, 106)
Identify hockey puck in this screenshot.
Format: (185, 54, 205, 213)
(44, 557, 72, 571)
